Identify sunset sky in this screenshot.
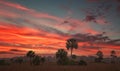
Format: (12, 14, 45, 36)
(0, 0, 120, 58)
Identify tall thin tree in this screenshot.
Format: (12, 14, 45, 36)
(66, 38, 78, 57)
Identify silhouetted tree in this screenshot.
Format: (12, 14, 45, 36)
(66, 38, 78, 57)
(110, 50, 117, 63)
(96, 50, 103, 62)
(32, 55, 41, 65)
(26, 50, 35, 65)
(56, 49, 68, 65)
(41, 57, 45, 64)
(111, 50, 116, 57)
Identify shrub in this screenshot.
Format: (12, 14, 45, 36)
(15, 58, 23, 64)
(78, 60, 87, 66)
(57, 57, 69, 65)
(41, 57, 45, 64)
(32, 55, 41, 65)
(95, 58, 103, 63)
(0, 59, 10, 66)
(69, 60, 77, 65)
(71, 55, 77, 60)
(56, 49, 69, 65)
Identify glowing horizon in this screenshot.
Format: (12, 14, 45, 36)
(0, 0, 120, 58)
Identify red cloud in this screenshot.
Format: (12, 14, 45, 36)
(0, 0, 99, 35)
(0, 0, 120, 58)
(0, 22, 67, 45)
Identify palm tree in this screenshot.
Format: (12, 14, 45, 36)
(66, 38, 78, 57)
(96, 50, 103, 62)
(26, 50, 35, 65)
(56, 49, 68, 65)
(111, 50, 116, 57)
(110, 50, 117, 63)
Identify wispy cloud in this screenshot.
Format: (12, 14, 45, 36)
(0, 0, 119, 57)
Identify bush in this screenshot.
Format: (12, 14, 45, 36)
(57, 58, 78, 65)
(41, 57, 45, 64)
(69, 60, 77, 65)
(78, 60, 87, 66)
(32, 55, 41, 65)
(71, 55, 77, 59)
(56, 49, 69, 65)
(15, 58, 23, 64)
(95, 58, 103, 63)
(0, 59, 10, 66)
(57, 57, 69, 65)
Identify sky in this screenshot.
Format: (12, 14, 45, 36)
(0, 0, 120, 58)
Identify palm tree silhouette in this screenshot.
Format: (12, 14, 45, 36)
(110, 50, 117, 63)
(26, 50, 35, 65)
(66, 38, 78, 57)
(111, 50, 116, 57)
(96, 50, 103, 62)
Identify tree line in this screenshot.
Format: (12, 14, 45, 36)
(0, 38, 119, 66)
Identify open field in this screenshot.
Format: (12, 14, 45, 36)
(0, 63, 120, 71)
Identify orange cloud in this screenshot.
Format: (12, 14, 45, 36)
(0, 0, 120, 58)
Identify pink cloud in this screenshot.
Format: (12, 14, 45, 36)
(0, 1, 34, 12)
(1, 0, 119, 58)
(95, 17, 109, 25)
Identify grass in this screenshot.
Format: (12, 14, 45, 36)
(0, 63, 120, 71)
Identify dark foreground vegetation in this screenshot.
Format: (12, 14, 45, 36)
(0, 63, 120, 71)
(0, 38, 120, 71)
